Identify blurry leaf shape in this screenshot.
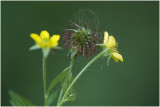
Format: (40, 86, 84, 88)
(61, 72, 73, 92)
(29, 44, 40, 51)
(9, 91, 34, 106)
(48, 90, 58, 106)
(61, 72, 76, 103)
(47, 66, 72, 97)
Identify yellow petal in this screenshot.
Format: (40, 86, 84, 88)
(103, 31, 109, 45)
(51, 35, 60, 42)
(50, 35, 60, 47)
(40, 30, 49, 39)
(51, 42, 58, 47)
(107, 36, 117, 48)
(112, 55, 119, 62)
(112, 52, 123, 62)
(30, 33, 41, 43)
(37, 42, 45, 48)
(110, 47, 119, 53)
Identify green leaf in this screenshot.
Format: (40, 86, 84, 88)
(29, 44, 40, 51)
(9, 90, 34, 106)
(48, 90, 58, 106)
(61, 72, 76, 103)
(47, 66, 72, 97)
(61, 72, 73, 92)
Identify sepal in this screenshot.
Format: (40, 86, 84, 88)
(42, 48, 50, 58)
(29, 44, 40, 51)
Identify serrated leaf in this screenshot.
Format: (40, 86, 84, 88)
(48, 90, 58, 106)
(61, 72, 76, 103)
(47, 66, 72, 97)
(61, 72, 73, 92)
(9, 91, 34, 106)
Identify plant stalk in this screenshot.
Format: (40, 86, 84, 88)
(69, 54, 76, 68)
(58, 49, 108, 106)
(57, 89, 63, 105)
(43, 56, 47, 106)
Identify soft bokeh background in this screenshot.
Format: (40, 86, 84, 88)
(2, 1, 159, 106)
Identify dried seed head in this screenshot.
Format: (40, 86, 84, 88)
(63, 20, 101, 57)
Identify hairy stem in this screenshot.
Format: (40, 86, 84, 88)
(70, 55, 76, 68)
(58, 49, 108, 106)
(43, 56, 47, 106)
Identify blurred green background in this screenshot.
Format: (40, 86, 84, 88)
(2, 1, 159, 106)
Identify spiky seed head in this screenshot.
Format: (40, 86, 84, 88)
(63, 20, 101, 57)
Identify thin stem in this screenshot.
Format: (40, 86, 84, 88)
(43, 56, 47, 106)
(57, 89, 63, 105)
(70, 54, 76, 67)
(58, 49, 108, 106)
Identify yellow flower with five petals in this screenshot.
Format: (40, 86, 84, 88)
(103, 31, 123, 62)
(30, 30, 61, 58)
(31, 30, 60, 48)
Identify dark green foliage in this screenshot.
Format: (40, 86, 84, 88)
(61, 72, 76, 103)
(47, 90, 58, 106)
(47, 66, 72, 96)
(9, 91, 34, 106)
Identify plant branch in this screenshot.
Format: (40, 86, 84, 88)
(58, 49, 108, 106)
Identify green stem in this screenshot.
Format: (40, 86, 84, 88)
(43, 56, 47, 106)
(58, 49, 108, 106)
(69, 54, 76, 69)
(57, 89, 63, 105)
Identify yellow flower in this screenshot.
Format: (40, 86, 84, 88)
(30, 30, 61, 58)
(103, 31, 123, 62)
(30, 30, 60, 48)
